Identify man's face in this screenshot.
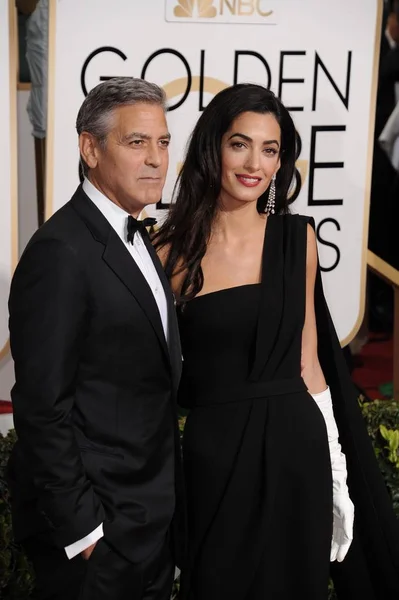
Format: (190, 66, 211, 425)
(388, 2, 399, 44)
(83, 103, 170, 215)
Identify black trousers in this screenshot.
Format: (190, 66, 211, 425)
(24, 533, 175, 600)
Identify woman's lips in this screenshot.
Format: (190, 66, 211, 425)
(235, 174, 262, 187)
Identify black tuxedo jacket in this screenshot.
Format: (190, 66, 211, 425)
(8, 185, 184, 565)
(376, 43, 399, 139)
(369, 35, 399, 262)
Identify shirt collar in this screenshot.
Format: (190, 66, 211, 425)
(83, 177, 143, 243)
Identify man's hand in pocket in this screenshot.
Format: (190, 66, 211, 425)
(81, 542, 97, 560)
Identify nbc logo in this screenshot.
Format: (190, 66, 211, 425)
(174, 0, 217, 18)
(166, 0, 274, 23)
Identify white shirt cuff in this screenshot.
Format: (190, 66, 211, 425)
(64, 523, 104, 559)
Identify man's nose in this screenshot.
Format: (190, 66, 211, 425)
(145, 143, 162, 168)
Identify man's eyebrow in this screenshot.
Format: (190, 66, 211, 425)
(122, 132, 171, 142)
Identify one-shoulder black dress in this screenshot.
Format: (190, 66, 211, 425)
(177, 214, 399, 600)
(177, 214, 331, 598)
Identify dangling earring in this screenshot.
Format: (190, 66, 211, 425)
(266, 174, 276, 214)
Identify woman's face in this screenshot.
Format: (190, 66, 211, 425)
(219, 111, 281, 209)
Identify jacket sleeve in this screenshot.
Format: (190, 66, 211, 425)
(9, 238, 105, 548)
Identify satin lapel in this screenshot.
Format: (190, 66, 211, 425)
(142, 233, 182, 391)
(250, 215, 285, 380)
(70, 188, 170, 362)
(102, 230, 169, 361)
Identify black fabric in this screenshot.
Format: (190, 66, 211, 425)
(368, 36, 399, 266)
(7, 185, 185, 573)
(24, 532, 174, 600)
(306, 214, 399, 597)
(177, 216, 332, 599)
(177, 214, 399, 599)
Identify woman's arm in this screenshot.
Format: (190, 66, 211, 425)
(301, 224, 327, 393)
(301, 223, 354, 563)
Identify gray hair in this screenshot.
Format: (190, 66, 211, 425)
(76, 77, 167, 175)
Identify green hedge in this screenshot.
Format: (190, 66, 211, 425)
(1, 396, 398, 599)
(0, 429, 34, 599)
(360, 397, 399, 516)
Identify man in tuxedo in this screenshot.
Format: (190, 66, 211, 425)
(366, 0, 399, 331)
(8, 77, 184, 600)
(376, 0, 399, 140)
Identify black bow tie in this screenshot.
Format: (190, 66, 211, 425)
(126, 216, 157, 244)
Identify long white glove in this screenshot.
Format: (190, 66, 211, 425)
(311, 386, 354, 562)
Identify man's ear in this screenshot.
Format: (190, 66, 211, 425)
(79, 132, 100, 170)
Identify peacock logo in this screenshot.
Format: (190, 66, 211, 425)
(173, 0, 217, 18)
(168, 0, 274, 22)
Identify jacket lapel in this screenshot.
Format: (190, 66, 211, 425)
(102, 232, 170, 361)
(70, 186, 169, 363)
(143, 233, 182, 391)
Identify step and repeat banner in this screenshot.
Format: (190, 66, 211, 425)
(0, 0, 18, 400)
(46, 0, 382, 344)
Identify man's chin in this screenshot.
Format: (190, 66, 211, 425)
(140, 193, 163, 207)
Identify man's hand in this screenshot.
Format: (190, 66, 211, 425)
(81, 541, 97, 560)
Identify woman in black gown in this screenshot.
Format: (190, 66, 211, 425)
(154, 84, 399, 599)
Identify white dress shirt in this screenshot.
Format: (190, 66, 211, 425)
(64, 178, 168, 559)
(385, 28, 397, 51)
(379, 101, 399, 171)
(83, 177, 168, 341)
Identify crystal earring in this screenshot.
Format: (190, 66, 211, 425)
(266, 174, 276, 214)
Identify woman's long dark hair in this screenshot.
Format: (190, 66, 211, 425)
(153, 83, 300, 302)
